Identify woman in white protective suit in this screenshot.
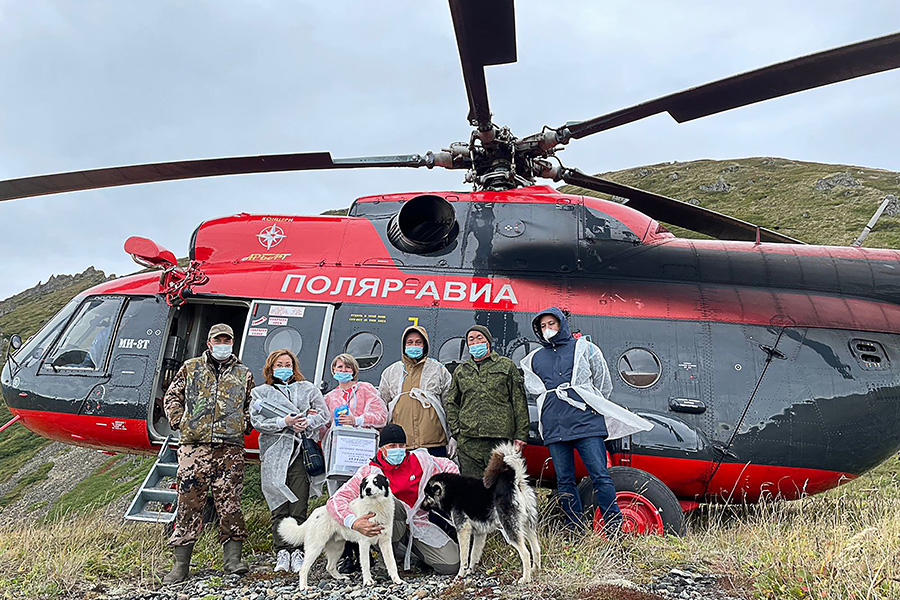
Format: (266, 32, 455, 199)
(250, 349, 328, 573)
(519, 307, 652, 533)
(378, 325, 453, 457)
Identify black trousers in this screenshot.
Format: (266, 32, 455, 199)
(271, 452, 310, 551)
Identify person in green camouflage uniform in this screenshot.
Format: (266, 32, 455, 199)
(445, 325, 529, 478)
(161, 323, 254, 584)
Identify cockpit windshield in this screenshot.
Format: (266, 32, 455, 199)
(42, 296, 124, 372)
(11, 296, 81, 369)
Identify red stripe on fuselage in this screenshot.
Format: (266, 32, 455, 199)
(9, 408, 261, 454)
(523, 446, 856, 502)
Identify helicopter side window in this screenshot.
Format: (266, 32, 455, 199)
(345, 332, 383, 370)
(618, 347, 662, 388)
(583, 206, 641, 244)
(509, 340, 541, 365)
(438, 336, 468, 373)
(43, 296, 124, 372)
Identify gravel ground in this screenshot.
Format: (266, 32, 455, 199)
(85, 552, 749, 600)
(0, 443, 111, 523)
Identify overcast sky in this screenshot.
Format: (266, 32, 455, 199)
(1, 1, 899, 301)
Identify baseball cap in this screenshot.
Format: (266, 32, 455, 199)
(208, 323, 234, 340)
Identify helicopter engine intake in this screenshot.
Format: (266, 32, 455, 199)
(387, 194, 460, 254)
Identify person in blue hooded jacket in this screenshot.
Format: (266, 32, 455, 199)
(519, 307, 652, 532)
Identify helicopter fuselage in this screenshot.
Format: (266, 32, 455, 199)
(3, 186, 900, 504)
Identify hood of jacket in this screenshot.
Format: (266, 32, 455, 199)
(401, 324, 431, 365)
(532, 306, 573, 348)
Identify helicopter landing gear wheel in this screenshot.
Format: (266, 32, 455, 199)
(577, 466, 686, 536)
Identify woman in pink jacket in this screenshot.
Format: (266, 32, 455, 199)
(323, 353, 388, 431)
(322, 353, 390, 573)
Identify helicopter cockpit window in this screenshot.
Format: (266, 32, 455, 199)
(43, 296, 124, 372)
(618, 348, 662, 388)
(12, 296, 81, 369)
(438, 337, 468, 368)
(345, 332, 383, 370)
(583, 206, 641, 244)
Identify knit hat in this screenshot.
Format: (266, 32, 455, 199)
(378, 424, 407, 447)
(465, 325, 494, 349)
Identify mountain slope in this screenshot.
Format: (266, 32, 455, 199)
(561, 157, 900, 247)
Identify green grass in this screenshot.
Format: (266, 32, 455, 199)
(0, 462, 53, 509)
(44, 454, 155, 523)
(0, 403, 50, 485)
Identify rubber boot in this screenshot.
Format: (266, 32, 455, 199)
(162, 544, 193, 584)
(222, 540, 249, 575)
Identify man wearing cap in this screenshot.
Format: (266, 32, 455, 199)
(445, 325, 529, 477)
(162, 324, 254, 584)
(327, 424, 461, 575)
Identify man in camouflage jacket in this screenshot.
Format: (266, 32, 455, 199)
(162, 323, 254, 584)
(445, 325, 529, 477)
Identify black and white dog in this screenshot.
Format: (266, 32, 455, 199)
(278, 474, 403, 589)
(422, 442, 541, 583)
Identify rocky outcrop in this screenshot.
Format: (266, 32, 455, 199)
(0, 266, 111, 318)
(814, 171, 861, 191)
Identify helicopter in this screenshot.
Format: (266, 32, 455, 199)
(2, 1, 900, 535)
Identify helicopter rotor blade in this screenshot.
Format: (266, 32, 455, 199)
(448, 0, 517, 130)
(561, 31, 900, 140)
(559, 168, 803, 244)
(0, 152, 441, 202)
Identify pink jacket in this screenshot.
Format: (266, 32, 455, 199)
(323, 381, 388, 429)
(326, 449, 458, 556)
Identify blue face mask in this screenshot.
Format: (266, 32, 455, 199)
(273, 367, 293, 382)
(384, 448, 406, 465)
(468, 343, 488, 359)
(404, 345, 423, 359)
(333, 371, 354, 384)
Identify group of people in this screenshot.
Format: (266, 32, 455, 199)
(160, 308, 651, 584)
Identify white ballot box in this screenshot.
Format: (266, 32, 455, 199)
(326, 426, 379, 479)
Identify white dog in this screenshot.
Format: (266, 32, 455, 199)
(278, 473, 403, 588)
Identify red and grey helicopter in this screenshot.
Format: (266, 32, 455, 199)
(2, 1, 900, 534)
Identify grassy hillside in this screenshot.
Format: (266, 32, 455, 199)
(0, 268, 113, 486)
(560, 157, 900, 247)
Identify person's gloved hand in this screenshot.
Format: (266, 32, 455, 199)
(447, 437, 458, 459)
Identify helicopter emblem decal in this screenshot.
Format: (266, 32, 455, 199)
(257, 224, 286, 250)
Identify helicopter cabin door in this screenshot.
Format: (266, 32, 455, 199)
(239, 301, 335, 390)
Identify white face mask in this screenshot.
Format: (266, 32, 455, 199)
(542, 327, 559, 341)
(210, 344, 232, 360)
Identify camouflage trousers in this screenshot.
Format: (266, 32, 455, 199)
(457, 436, 509, 478)
(169, 443, 247, 547)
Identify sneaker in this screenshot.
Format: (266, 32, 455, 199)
(274, 549, 291, 572)
(290, 549, 304, 573)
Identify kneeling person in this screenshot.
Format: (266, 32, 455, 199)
(326, 424, 460, 575)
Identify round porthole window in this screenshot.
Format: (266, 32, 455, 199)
(265, 326, 303, 357)
(510, 340, 541, 364)
(618, 348, 661, 388)
(438, 337, 468, 365)
(345, 332, 383, 370)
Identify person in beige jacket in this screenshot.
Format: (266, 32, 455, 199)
(378, 325, 453, 457)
